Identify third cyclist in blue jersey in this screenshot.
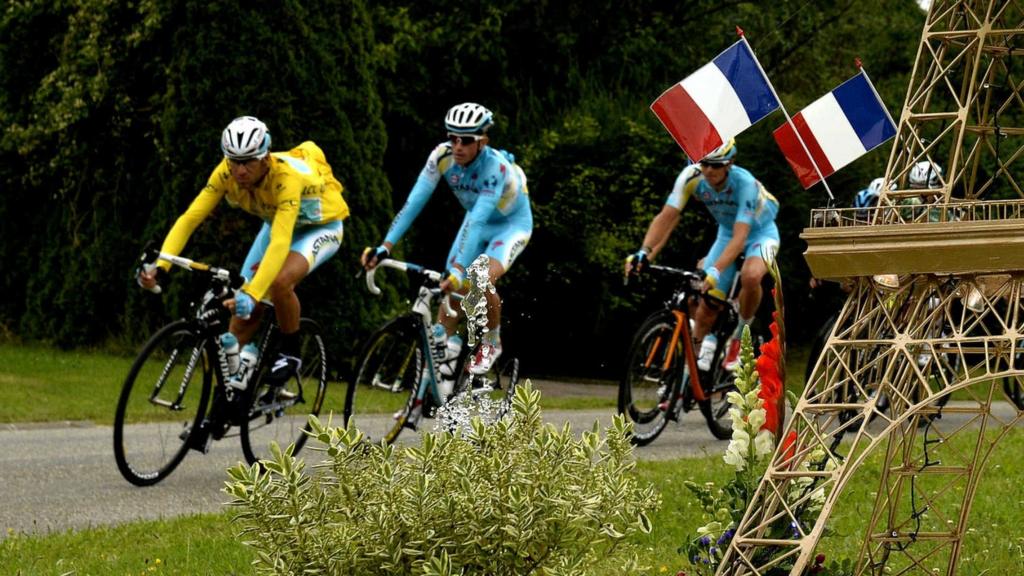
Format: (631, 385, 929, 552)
(362, 103, 533, 382)
(624, 138, 780, 372)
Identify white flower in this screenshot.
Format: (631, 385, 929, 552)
(747, 408, 766, 431)
(754, 430, 775, 458)
(726, 391, 745, 407)
(744, 390, 761, 409)
(724, 442, 747, 471)
(724, 429, 750, 471)
(729, 407, 745, 429)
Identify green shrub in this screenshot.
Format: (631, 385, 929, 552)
(224, 382, 660, 575)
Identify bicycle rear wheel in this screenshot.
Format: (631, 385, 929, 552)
(113, 320, 211, 486)
(619, 311, 684, 446)
(345, 315, 424, 444)
(241, 318, 329, 465)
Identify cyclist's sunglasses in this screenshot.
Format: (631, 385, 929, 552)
(699, 160, 730, 168)
(448, 133, 483, 146)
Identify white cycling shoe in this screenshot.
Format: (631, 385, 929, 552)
(468, 341, 503, 375)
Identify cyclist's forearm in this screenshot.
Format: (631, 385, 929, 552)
(641, 206, 680, 260)
(384, 176, 436, 246)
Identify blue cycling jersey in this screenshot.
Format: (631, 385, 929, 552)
(666, 164, 779, 232)
(385, 142, 532, 269)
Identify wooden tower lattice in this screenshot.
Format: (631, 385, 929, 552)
(718, 2, 1024, 574)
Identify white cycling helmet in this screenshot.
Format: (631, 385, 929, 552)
(700, 138, 737, 165)
(221, 116, 271, 160)
(866, 177, 886, 197)
(908, 160, 942, 188)
(444, 103, 494, 135)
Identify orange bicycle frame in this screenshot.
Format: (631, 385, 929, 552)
(649, 309, 707, 403)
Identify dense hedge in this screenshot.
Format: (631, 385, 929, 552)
(0, 1, 925, 378)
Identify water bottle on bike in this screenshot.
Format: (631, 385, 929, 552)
(229, 343, 259, 391)
(431, 323, 456, 398)
(219, 332, 240, 380)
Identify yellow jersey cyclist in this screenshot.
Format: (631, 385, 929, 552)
(138, 115, 349, 389)
(362, 103, 532, 381)
(624, 138, 780, 372)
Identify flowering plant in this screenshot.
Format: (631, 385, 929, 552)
(679, 325, 779, 574)
(678, 260, 842, 575)
(678, 259, 798, 575)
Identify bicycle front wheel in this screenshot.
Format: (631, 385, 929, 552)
(113, 320, 211, 486)
(619, 311, 684, 446)
(345, 315, 424, 444)
(241, 318, 329, 466)
(699, 365, 736, 440)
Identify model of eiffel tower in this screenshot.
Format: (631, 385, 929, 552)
(718, 2, 1024, 574)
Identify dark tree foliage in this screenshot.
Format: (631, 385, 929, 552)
(1, 0, 925, 378)
(1, 0, 394, 367)
(370, 0, 925, 376)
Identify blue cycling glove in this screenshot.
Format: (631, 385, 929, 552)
(625, 249, 649, 276)
(234, 291, 256, 320)
(363, 245, 390, 267)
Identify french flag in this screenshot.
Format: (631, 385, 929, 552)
(651, 39, 780, 162)
(773, 71, 897, 189)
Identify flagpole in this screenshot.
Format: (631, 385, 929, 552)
(738, 29, 835, 200)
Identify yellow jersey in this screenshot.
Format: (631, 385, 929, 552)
(159, 141, 349, 301)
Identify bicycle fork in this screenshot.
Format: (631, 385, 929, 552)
(651, 310, 707, 415)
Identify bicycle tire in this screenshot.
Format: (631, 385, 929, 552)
(619, 310, 684, 446)
(113, 320, 211, 486)
(1003, 374, 1024, 410)
(805, 312, 838, 386)
(345, 314, 424, 444)
(698, 369, 735, 440)
(240, 318, 329, 465)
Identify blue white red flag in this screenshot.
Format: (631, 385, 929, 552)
(651, 38, 780, 162)
(773, 70, 897, 189)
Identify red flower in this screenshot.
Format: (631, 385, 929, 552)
(756, 315, 784, 436)
(780, 430, 798, 469)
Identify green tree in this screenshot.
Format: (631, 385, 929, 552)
(0, 0, 396, 367)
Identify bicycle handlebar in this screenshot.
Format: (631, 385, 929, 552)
(140, 247, 245, 293)
(624, 263, 705, 287)
(365, 258, 461, 318)
(364, 258, 444, 295)
(626, 264, 733, 307)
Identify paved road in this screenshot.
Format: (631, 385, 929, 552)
(0, 380, 727, 537)
(1, 379, 1019, 537)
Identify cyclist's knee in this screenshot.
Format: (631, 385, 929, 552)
(487, 258, 507, 284)
(740, 260, 767, 288)
(269, 279, 299, 304)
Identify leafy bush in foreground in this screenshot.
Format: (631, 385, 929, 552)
(224, 382, 660, 575)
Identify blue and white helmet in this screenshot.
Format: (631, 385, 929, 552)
(700, 138, 737, 165)
(444, 103, 494, 135)
(854, 180, 883, 209)
(909, 161, 942, 188)
(220, 116, 271, 160)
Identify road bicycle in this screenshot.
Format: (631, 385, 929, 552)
(346, 258, 518, 444)
(113, 249, 328, 486)
(619, 264, 753, 444)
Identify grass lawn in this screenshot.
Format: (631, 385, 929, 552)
(4, 428, 1022, 575)
(0, 341, 818, 424)
(4, 342, 1020, 574)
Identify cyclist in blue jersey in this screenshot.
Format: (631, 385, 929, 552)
(624, 138, 780, 371)
(362, 103, 532, 381)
